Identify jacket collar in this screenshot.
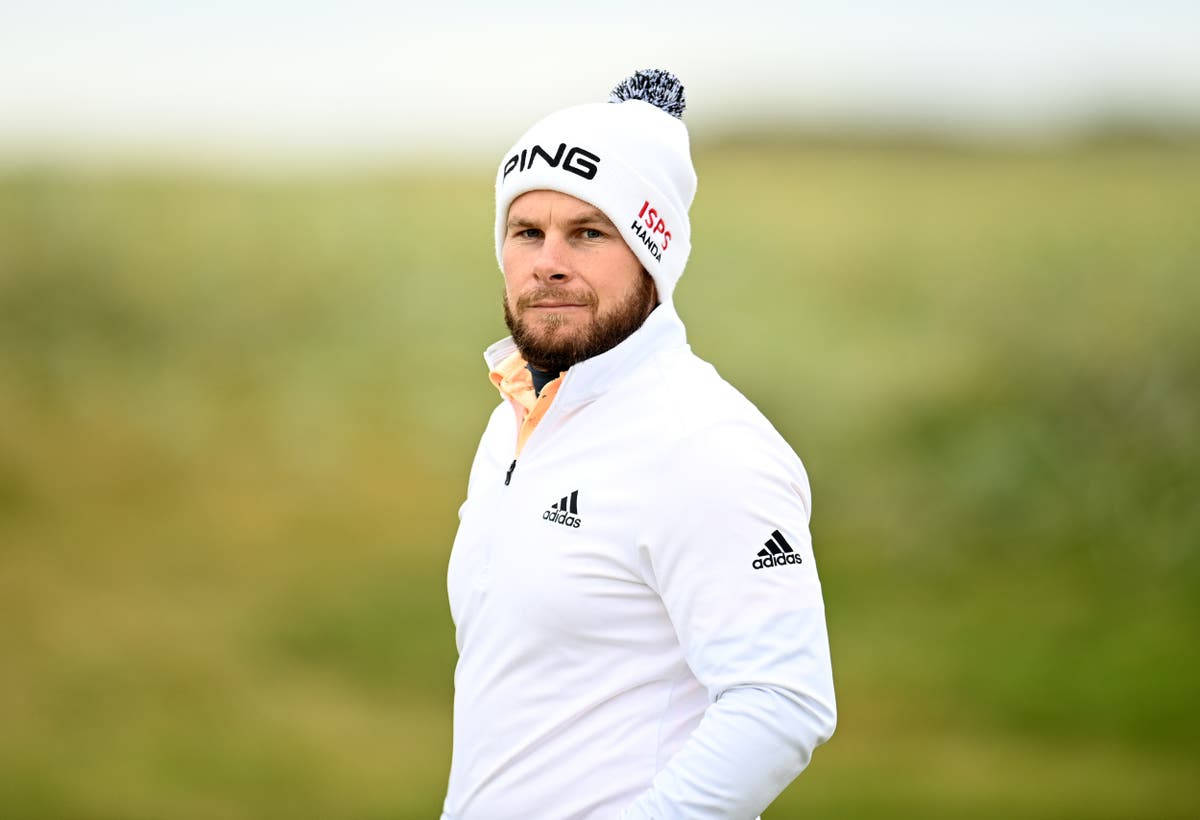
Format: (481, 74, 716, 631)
(483, 300, 688, 409)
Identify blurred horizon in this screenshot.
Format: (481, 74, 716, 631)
(4, 2, 1200, 167)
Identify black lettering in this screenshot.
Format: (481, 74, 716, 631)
(528, 142, 566, 170)
(572, 519, 581, 528)
(753, 552, 803, 570)
(505, 144, 601, 182)
(563, 146, 600, 180)
(629, 220, 663, 261)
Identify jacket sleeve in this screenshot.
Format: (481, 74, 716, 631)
(622, 419, 837, 819)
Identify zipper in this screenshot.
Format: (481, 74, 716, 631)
(501, 370, 572, 487)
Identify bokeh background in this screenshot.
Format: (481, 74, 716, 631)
(2, 3, 1199, 818)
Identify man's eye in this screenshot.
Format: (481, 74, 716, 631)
(583, 228, 604, 239)
(520, 228, 542, 239)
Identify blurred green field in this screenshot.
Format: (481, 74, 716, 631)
(1, 142, 1198, 819)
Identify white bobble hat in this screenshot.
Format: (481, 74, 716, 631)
(494, 70, 698, 304)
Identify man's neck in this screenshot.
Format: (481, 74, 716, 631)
(526, 363, 559, 396)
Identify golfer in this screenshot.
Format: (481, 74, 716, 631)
(442, 70, 836, 819)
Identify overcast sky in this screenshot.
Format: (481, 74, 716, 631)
(2, 1, 1198, 163)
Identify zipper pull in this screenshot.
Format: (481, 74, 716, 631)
(504, 459, 517, 486)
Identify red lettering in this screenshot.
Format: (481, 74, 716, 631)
(637, 200, 672, 251)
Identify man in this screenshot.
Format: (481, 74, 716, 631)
(443, 70, 836, 819)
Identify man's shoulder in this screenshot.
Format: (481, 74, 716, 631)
(633, 347, 803, 473)
(474, 399, 511, 432)
(650, 347, 784, 437)
(468, 399, 517, 455)
(641, 348, 813, 517)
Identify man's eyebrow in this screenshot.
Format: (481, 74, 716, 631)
(565, 209, 615, 227)
(506, 209, 615, 230)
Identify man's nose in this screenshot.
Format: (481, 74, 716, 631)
(531, 232, 572, 282)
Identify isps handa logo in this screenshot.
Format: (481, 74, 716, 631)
(630, 199, 670, 263)
(502, 143, 601, 182)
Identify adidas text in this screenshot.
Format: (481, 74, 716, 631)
(543, 509, 582, 528)
(542, 490, 583, 528)
(752, 529, 802, 570)
(752, 553, 802, 569)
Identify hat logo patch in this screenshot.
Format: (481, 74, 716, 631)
(630, 199, 671, 262)
(502, 143, 601, 182)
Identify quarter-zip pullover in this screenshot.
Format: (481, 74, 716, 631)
(444, 302, 836, 819)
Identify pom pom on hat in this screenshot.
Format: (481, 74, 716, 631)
(609, 69, 687, 119)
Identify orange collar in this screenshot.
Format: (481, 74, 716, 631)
(489, 351, 565, 456)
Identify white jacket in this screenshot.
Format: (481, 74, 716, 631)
(443, 302, 836, 819)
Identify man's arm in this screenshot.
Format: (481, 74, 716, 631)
(622, 682, 834, 818)
(624, 422, 837, 818)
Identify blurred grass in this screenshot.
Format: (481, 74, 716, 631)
(1, 142, 1198, 819)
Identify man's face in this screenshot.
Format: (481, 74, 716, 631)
(502, 189, 657, 374)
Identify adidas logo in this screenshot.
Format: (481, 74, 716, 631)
(542, 490, 582, 528)
(752, 529, 802, 570)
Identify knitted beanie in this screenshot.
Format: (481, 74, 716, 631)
(493, 69, 698, 304)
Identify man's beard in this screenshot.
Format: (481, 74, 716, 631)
(503, 272, 657, 374)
